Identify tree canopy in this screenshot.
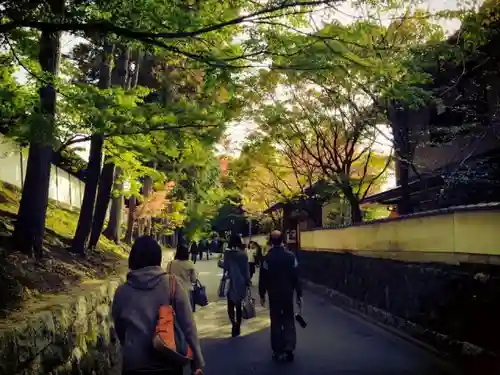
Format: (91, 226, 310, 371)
(0, 0, 496, 254)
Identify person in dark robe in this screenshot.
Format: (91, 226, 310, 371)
(259, 230, 302, 363)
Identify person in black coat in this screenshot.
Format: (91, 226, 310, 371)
(249, 241, 264, 266)
(210, 236, 224, 254)
(259, 230, 302, 363)
(189, 241, 199, 264)
(198, 238, 210, 260)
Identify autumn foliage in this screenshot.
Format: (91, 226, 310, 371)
(129, 181, 176, 220)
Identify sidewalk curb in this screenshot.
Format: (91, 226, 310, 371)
(303, 280, 499, 374)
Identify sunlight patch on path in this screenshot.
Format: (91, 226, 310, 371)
(195, 299, 270, 340)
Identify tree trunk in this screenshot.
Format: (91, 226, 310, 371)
(101, 47, 131, 243)
(127, 49, 142, 88)
(137, 160, 155, 238)
(342, 186, 363, 224)
(349, 199, 363, 224)
(137, 220, 144, 237)
(111, 45, 131, 88)
(87, 46, 131, 248)
(72, 134, 104, 253)
(71, 41, 114, 254)
(14, 19, 62, 258)
(120, 49, 143, 245)
(88, 161, 115, 250)
(103, 166, 124, 243)
(124, 195, 136, 244)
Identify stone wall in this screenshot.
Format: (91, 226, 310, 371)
(0, 249, 176, 375)
(0, 277, 124, 375)
(298, 250, 500, 354)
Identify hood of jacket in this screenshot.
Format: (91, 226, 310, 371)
(126, 266, 166, 290)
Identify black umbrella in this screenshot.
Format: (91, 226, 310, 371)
(295, 303, 307, 328)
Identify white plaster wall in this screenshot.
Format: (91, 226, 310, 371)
(0, 135, 84, 208)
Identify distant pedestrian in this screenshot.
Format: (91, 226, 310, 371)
(259, 230, 302, 363)
(254, 242, 264, 266)
(167, 243, 198, 312)
(199, 238, 210, 260)
(112, 235, 204, 375)
(210, 235, 223, 254)
(247, 241, 259, 280)
(190, 241, 199, 264)
(223, 233, 251, 337)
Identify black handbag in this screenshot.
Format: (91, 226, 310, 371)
(218, 277, 229, 298)
(193, 280, 209, 307)
(242, 288, 256, 320)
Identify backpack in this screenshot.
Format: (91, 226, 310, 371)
(152, 275, 194, 365)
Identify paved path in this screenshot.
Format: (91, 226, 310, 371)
(193, 257, 457, 375)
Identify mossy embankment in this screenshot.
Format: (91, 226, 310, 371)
(0, 181, 128, 316)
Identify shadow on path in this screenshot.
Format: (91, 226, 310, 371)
(195, 292, 457, 375)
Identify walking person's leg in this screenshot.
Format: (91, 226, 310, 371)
(227, 298, 235, 322)
(269, 298, 285, 359)
(190, 291, 196, 313)
(249, 262, 256, 279)
(282, 298, 297, 361)
(235, 299, 242, 335)
(227, 299, 239, 337)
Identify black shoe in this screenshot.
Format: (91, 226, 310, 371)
(231, 323, 241, 337)
(284, 351, 294, 362)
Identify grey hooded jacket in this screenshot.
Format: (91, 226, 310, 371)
(112, 266, 205, 372)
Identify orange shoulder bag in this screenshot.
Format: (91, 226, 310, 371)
(152, 275, 194, 365)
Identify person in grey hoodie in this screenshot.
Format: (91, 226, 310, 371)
(112, 236, 205, 375)
(223, 233, 251, 337)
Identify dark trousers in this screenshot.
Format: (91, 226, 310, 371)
(190, 291, 196, 313)
(269, 296, 296, 353)
(249, 262, 256, 279)
(227, 299, 243, 325)
(191, 253, 197, 263)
